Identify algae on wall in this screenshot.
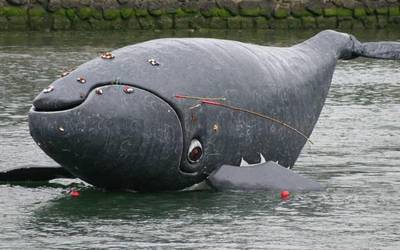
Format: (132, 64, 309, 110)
(0, 0, 399, 30)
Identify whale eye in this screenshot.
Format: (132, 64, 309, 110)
(187, 139, 203, 163)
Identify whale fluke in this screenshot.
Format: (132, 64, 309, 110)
(207, 162, 323, 192)
(298, 30, 400, 61)
(0, 165, 73, 182)
(356, 41, 400, 60)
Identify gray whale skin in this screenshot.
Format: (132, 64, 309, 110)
(3, 30, 400, 192)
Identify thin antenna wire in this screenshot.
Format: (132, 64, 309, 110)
(175, 95, 313, 144)
(175, 95, 226, 101)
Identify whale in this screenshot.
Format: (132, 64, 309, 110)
(1, 30, 399, 192)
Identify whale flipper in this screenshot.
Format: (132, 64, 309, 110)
(207, 162, 323, 192)
(0, 165, 74, 182)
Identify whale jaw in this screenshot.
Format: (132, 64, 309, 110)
(29, 85, 187, 191)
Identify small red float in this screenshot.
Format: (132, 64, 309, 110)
(280, 190, 290, 199)
(70, 190, 80, 198)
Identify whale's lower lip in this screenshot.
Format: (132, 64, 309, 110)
(29, 85, 186, 191)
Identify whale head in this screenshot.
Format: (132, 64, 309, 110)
(29, 56, 205, 191)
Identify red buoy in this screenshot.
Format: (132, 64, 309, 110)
(280, 190, 290, 199)
(70, 190, 80, 198)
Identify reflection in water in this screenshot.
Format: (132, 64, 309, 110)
(33, 189, 328, 221)
(0, 29, 399, 249)
(27, 189, 334, 249)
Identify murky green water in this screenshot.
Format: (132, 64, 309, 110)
(0, 29, 399, 249)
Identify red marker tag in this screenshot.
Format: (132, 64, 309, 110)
(201, 100, 223, 106)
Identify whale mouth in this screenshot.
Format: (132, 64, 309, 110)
(32, 82, 137, 112)
(29, 85, 187, 191)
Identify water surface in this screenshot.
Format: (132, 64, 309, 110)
(0, 29, 399, 249)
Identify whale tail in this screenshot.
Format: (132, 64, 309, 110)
(303, 30, 400, 61)
(351, 40, 400, 60)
